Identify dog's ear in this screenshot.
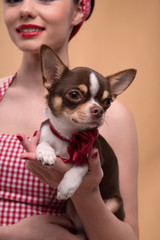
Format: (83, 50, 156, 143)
(107, 69, 137, 100)
(40, 45, 67, 90)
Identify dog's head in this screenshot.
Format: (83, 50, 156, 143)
(41, 45, 136, 131)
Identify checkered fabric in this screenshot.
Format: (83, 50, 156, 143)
(0, 75, 66, 226)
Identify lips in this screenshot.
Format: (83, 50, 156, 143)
(16, 24, 45, 38)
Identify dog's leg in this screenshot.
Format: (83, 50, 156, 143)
(57, 164, 89, 200)
(36, 141, 57, 166)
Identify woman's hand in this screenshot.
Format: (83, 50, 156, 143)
(17, 131, 103, 196)
(17, 131, 73, 187)
(1, 215, 80, 240)
(72, 149, 104, 199)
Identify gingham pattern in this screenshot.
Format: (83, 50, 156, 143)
(0, 75, 14, 100)
(0, 76, 66, 226)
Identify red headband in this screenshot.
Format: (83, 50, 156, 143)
(82, 0, 91, 21)
(70, 0, 91, 40)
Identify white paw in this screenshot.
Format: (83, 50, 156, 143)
(57, 165, 88, 200)
(57, 167, 84, 200)
(36, 144, 57, 166)
(57, 179, 80, 200)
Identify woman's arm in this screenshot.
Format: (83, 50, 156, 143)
(71, 101, 139, 240)
(71, 150, 138, 240)
(0, 215, 80, 240)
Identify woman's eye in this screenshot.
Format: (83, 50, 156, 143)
(5, 0, 22, 3)
(5, 0, 55, 3)
(39, 0, 55, 2)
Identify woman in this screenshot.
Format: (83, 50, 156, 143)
(0, 0, 139, 239)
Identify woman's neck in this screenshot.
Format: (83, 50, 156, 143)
(12, 53, 43, 91)
(14, 47, 69, 89)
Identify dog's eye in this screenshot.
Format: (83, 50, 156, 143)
(103, 98, 112, 107)
(69, 91, 80, 100)
(66, 90, 82, 103)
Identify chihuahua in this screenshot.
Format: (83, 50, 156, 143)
(36, 45, 136, 232)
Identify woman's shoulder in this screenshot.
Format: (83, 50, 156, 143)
(99, 100, 138, 150)
(101, 100, 136, 130)
(107, 100, 134, 121)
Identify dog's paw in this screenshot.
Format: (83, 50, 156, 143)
(57, 191, 69, 200)
(57, 184, 76, 200)
(36, 144, 57, 166)
(57, 165, 88, 200)
(57, 173, 83, 200)
(57, 180, 79, 200)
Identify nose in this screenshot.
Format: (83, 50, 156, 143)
(90, 105, 104, 118)
(19, 0, 37, 20)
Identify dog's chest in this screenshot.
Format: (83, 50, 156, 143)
(42, 124, 70, 159)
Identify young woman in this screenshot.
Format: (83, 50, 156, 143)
(0, 0, 139, 239)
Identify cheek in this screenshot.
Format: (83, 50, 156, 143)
(3, 5, 15, 26)
(51, 96, 63, 116)
(3, 8, 17, 38)
(43, 4, 75, 37)
(3, 12, 12, 29)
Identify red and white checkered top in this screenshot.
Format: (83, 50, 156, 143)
(0, 75, 66, 226)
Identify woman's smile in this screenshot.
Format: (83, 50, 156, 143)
(3, 0, 82, 53)
(16, 24, 45, 38)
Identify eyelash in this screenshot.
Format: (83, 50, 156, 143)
(5, 0, 22, 3)
(5, 0, 55, 4)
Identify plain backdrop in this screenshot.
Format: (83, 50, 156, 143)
(0, 1, 160, 240)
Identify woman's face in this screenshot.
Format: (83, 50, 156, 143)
(3, 0, 82, 53)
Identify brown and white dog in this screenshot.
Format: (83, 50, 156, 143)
(36, 45, 136, 228)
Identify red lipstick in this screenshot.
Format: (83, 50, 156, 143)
(16, 24, 45, 38)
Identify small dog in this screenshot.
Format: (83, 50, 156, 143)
(36, 45, 136, 235)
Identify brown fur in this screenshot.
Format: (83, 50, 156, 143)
(40, 45, 137, 237)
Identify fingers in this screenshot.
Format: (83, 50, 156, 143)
(21, 152, 37, 161)
(88, 149, 102, 172)
(87, 148, 104, 183)
(46, 215, 74, 228)
(16, 130, 40, 152)
(25, 160, 64, 187)
(30, 215, 74, 229)
(17, 131, 40, 160)
(16, 130, 74, 187)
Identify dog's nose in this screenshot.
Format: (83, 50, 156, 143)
(90, 106, 104, 118)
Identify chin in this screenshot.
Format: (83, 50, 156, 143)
(71, 118, 102, 130)
(12, 38, 41, 54)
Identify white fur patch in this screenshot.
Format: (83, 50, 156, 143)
(89, 72, 99, 97)
(57, 164, 89, 200)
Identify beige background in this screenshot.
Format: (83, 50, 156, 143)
(0, 0, 160, 239)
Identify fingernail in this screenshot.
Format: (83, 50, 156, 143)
(92, 151, 98, 159)
(17, 135, 23, 142)
(33, 130, 39, 137)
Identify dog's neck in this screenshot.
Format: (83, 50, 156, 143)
(46, 108, 86, 139)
